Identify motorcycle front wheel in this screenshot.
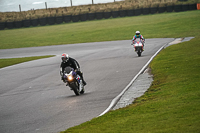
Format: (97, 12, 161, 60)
(137, 51, 141, 57)
(69, 82, 80, 96)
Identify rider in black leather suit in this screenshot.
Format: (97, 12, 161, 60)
(60, 53, 86, 86)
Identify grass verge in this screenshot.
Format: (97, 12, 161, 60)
(0, 55, 54, 69)
(61, 32, 200, 133)
(0, 10, 200, 49)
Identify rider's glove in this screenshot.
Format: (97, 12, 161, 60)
(60, 70, 63, 76)
(76, 68, 80, 72)
(131, 40, 134, 45)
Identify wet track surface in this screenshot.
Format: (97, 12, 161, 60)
(0, 39, 174, 133)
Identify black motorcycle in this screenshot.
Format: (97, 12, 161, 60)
(63, 66, 84, 95)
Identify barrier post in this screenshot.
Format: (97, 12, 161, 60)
(19, 5, 21, 12)
(45, 2, 47, 10)
(197, 3, 200, 10)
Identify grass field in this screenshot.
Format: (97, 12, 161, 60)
(0, 10, 200, 49)
(0, 55, 54, 69)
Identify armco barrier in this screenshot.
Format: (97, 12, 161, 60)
(96, 12, 104, 19)
(111, 11, 119, 18)
(56, 16, 63, 24)
(174, 4, 182, 12)
(150, 7, 158, 14)
(189, 3, 197, 10)
(47, 17, 56, 25)
(0, 3, 198, 30)
(104, 12, 111, 18)
(88, 13, 96, 20)
(0, 22, 6, 30)
(135, 8, 142, 16)
(72, 15, 80, 22)
(80, 14, 87, 21)
(23, 20, 31, 27)
(6, 22, 14, 29)
(158, 6, 166, 13)
(127, 9, 134, 16)
(167, 5, 174, 12)
(142, 8, 150, 15)
(119, 10, 127, 17)
(39, 18, 47, 26)
(182, 4, 189, 11)
(31, 19, 39, 26)
(15, 21, 23, 28)
(63, 15, 71, 23)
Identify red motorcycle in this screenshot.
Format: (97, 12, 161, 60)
(132, 39, 144, 57)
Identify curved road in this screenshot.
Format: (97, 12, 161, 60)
(0, 38, 174, 133)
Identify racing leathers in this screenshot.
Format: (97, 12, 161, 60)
(132, 35, 145, 46)
(60, 57, 86, 85)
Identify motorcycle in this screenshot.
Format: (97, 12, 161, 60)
(63, 66, 84, 96)
(132, 39, 144, 57)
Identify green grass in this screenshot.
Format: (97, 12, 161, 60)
(0, 55, 54, 69)
(61, 30, 200, 133)
(0, 10, 200, 49)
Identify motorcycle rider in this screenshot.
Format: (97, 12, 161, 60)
(132, 31, 145, 50)
(60, 53, 87, 86)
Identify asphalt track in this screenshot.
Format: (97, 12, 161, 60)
(0, 38, 174, 133)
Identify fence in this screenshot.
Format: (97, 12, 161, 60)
(0, 3, 198, 30)
(0, 0, 119, 12)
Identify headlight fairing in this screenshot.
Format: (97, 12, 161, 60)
(68, 75, 73, 81)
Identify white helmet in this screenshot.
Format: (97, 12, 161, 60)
(61, 53, 69, 62)
(136, 31, 140, 36)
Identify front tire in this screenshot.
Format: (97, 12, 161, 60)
(137, 51, 141, 57)
(70, 83, 80, 96)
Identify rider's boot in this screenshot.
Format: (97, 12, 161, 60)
(82, 79, 87, 86)
(79, 72, 87, 86)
